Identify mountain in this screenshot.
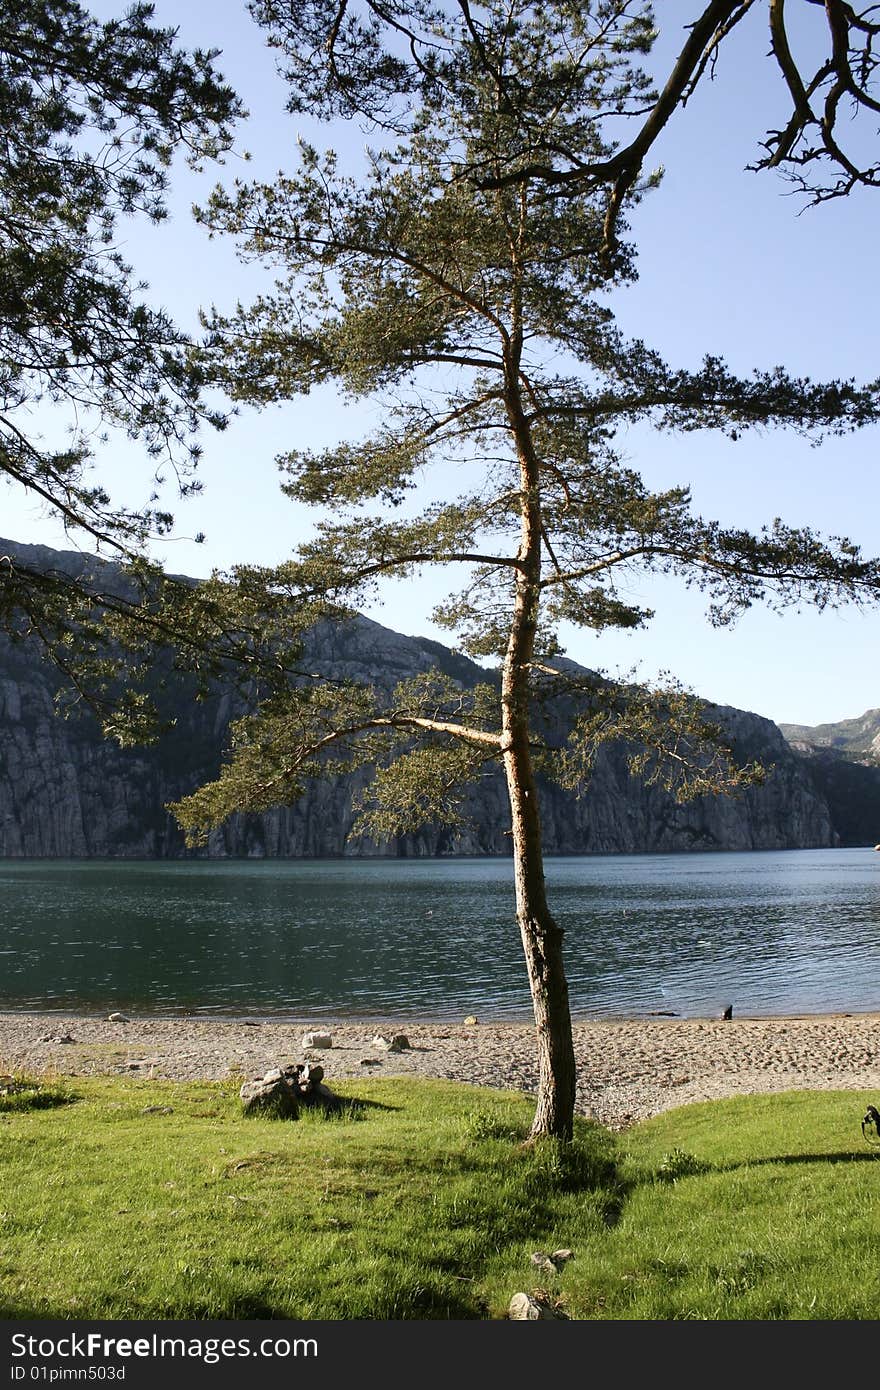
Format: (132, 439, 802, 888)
(0, 538, 842, 858)
(779, 710, 880, 761)
(779, 710, 880, 848)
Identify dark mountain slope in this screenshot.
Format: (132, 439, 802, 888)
(0, 538, 838, 857)
(780, 709, 880, 847)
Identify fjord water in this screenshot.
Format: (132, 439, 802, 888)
(1, 849, 880, 1021)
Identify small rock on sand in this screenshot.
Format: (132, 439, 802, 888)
(372, 1033, 410, 1053)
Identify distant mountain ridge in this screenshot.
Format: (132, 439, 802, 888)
(778, 709, 880, 847)
(0, 536, 867, 857)
(780, 709, 880, 762)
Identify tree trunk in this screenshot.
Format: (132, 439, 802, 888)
(502, 729, 577, 1141)
(500, 462, 577, 1138)
(500, 274, 577, 1140)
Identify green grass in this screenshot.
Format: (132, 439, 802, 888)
(599, 1090, 880, 1320)
(0, 1072, 75, 1114)
(2, 1075, 880, 1319)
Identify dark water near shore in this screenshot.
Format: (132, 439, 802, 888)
(1, 849, 880, 1021)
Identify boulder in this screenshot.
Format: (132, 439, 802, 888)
(240, 1063, 341, 1119)
(301, 1031, 332, 1050)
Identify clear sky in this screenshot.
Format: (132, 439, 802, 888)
(7, 1, 880, 729)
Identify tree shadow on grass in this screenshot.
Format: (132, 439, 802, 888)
(0, 1086, 78, 1114)
(2, 1282, 485, 1320)
(719, 1150, 880, 1172)
(342, 1096, 399, 1113)
(320, 1095, 400, 1119)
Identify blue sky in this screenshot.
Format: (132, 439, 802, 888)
(7, 1, 880, 729)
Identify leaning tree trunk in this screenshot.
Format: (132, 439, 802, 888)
(502, 717, 578, 1141)
(498, 289, 578, 1140)
(501, 466, 577, 1139)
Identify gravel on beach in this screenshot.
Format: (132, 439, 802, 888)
(4, 1010, 880, 1130)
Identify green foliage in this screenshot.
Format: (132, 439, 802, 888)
(557, 671, 765, 803)
(250, 2, 880, 236)
(353, 744, 491, 839)
(171, 668, 503, 845)
(654, 1147, 714, 1184)
(0, 0, 242, 654)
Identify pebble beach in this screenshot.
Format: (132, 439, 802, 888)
(5, 1009, 880, 1129)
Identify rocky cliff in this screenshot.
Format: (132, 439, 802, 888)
(0, 538, 840, 857)
(779, 710, 880, 847)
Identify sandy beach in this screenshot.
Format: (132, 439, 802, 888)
(5, 1009, 880, 1129)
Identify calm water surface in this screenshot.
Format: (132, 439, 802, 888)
(1, 849, 880, 1020)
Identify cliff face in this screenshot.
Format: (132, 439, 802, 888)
(0, 539, 839, 857)
(779, 709, 880, 846)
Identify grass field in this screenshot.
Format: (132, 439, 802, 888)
(2, 1073, 879, 1319)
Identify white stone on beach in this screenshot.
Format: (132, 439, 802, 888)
(372, 1033, 410, 1052)
(302, 1031, 332, 1050)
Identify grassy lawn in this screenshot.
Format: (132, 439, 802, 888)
(2, 1074, 879, 1319)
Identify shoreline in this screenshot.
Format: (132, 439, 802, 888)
(0, 1001, 871, 1023)
(4, 1008, 880, 1130)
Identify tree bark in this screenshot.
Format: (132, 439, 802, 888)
(502, 719, 577, 1141)
(502, 356, 577, 1141)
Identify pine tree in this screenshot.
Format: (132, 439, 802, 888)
(171, 0, 880, 1140)
(0, 0, 242, 648)
(248, 1, 880, 251)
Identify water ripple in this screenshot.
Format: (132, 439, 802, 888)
(1, 849, 879, 1019)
